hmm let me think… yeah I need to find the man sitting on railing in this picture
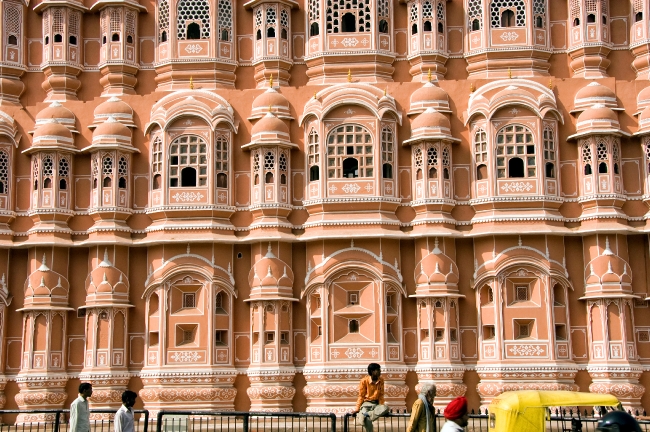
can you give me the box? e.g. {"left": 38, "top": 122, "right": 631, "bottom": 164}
{"left": 407, "top": 384, "right": 436, "bottom": 432}
{"left": 353, "top": 363, "right": 389, "bottom": 432}
{"left": 114, "top": 391, "right": 138, "bottom": 432}
{"left": 440, "top": 397, "right": 469, "bottom": 432}
{"left": 70, "top": 383, "right": 93, "bottom": 432}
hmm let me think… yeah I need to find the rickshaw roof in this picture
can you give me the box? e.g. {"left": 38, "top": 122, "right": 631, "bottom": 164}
{"left": 489, "top": 391, "right": 619, "bottom": 412}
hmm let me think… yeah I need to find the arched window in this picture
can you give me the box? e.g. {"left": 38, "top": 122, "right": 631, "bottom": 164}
{"left": 7, "top": 35, "right": 17, "bottom": 46}
{"left": 491, "top": 0, "right": 525, "bottom": 28}
{"left": 118, "top": 156, "right": 127, "bottom": 189}
{"left": 152, "top": 137, "right": 163, "bottom": 190}
{"left": 215, "top": 134, "right": 228, "bottom": 189}
{"left": 169, "top": 135, "right": 208, "bottom": 187}
{"left": 533, "top": 0, "right": 546, "bottom": 28}
{"left": 474, "top": 128, "right": 488, "bottom": 179}
{"left": 279, "top": 152, "right": 287, "bottom": 185}
{"left": 280, "top": 9, "right": 289, "bottom": 39}
{"left": 597, "top": 141, "right": 608, "bottom": 174}
{"left": 69, "top": 10, "right": 80, "bottom": 46}
{"left": 378, "top": 0, "right": 389, "bottom": 33}
{"left": 381, "top": 126, "right": 394, "bottom": 179}
{"left": 442, "top": 147, "right": 450, "bottom": 179}
{"left": 158, "top": 0, "right": 170, "bottom": 42}
{"left": 379, "top": 20, "right": 388, "bottom": 33}
{"left": 102, "top": 156, "right": 113, "bottom": 188}
{"left": 436, "top": 1, "right": 445, "bottom": 33}
{"left": 177, "top": 0, "right": 210, "bottom": 40}
{"left": 349, "top": 319, "right": 359, "bottom": 333}
{"left": 217, "top": 0, "right": 233, "bottom": 42}
{"left": 410, "top": 3, "right": 418, "bottom": 34}
{"left": 496, "top": 125, "right": 535, "bottom": 178}
{"left": 5, "top": 5, "right": 20, "bottom": 48}
{"left": 264, "top": 151, "right": 275, "bottom": 184}
{"left": 582, "top": 142, "right": 593, "bottom": 175}
{"left": 308, "top": 129, "right": 320, "bottom": 181}
{"left": 266, "top": 7, "right": 276, "bottom": 38}
{"left": 327, "top": 125, "right": 373, "bottom": 179}
{"left": 33, "top": 159, "right": 39, "bottom": 190}
{"left": 58, "top": 157, "right": 69, "bottom": 190}
{"left": 54, "top": 34, "right": 62, "bottom": 43}
{"left": 570, "top": 0, "right": 580, "bottom": 27}
{"left": 637, "top": 12, "right": 643, "bottom": 22}
{"left": 0, "top": 151, "right": 9, "bottom": 195}
{"left": 126, "top": 11, "right": 136, "bottom": 45}
{"left": 309, "top": 0, "right": 320, "bottom": 36}
{"left": 326, "top": 0, "right": 371, "bottom": 34}
{"left": 427, "top": 145, "right": 438, "bottom": 179}
{"left": 52, "top": 9, "right": 63, "bottom": 44}
{"left": 613, "top": 141, "right": 620, "bottom": 175}
{"left": 256, "top": 29, "right": 262, "bottom": 40}
{"left": 543, "top": 126, "right": 556, "bottom": 178}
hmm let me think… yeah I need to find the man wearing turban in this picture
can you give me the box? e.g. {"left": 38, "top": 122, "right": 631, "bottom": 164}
{"left": 441, "top": 396, "right": 469, "bottom": 432}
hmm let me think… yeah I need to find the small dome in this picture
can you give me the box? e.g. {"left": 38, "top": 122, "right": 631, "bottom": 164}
{"left": 86, "top": 250, "right": 130, "bottom": 304}
{"left": 412, "top": 107, "right": 451, "bottom": 130}
{"left": 414, "top": 240, "right": 459, "bottom": 293}
{"left": 638, "top": 86, "right": 650, "bottom": 113}
{"left": 250, "top": 87, "right": 293, "bottom": 120}
{"left": 32, "top": 119, "right": 74, "bottom": 147}
{"left": 93, "top": 116, "right": 132, "bottom": 139}
{"left": 577, "top": 104, "right": 618, "bottom": 123}
{"left": 23, "top": 255, "right": 70, "bottom": 309}
{"left": 637, "top": 106, "right": 650, "bottom": 136}
{"left": 251, "top": 111, "right": 290, "bottom": 136}
{"left": 92, "top": 97, "right": 136, "bottom": 128}
{"left": 248, "top": 244, "right": 294, "bottom": 299}
{"left": 570, "top": 104, "right": 622, "bottom": 140}
{"left": 34, "top": 101, "right": 77, "bottom": 132}
{"left": 409, "top": 81, "right": 451, "bottom": 114}
{"left": 573, "top": 81, "right": 618, "bottom": 112}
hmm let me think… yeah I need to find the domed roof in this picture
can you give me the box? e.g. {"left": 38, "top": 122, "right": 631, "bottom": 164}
{"left": 638, "top": 85, "right": 650, "bottom": 113}
{"left": 414, "top": 239, "right": 460, "bottom": 296}
{"left": 404, "top": 107, "right": 458, "bottom": 145}
{"left": 249, "top": 87, "right": 293, "bottom": 120}
{"left": 34, "top": 101, "right": 77, "bottom": 132}
{"left": 30, "top": 119, "right": 76, "bottom": 151}
{"left": 635, "top": 106, "right": 650, "bottom": 136}
{"left": 85, "top": 249, "right": 130, "bottom": 306}
{"left": 573, "top": 81, "right": 618, "bottom": 113}
{"left": 252, "top": 111, "right": 289, "bottom": 136}
{"left": 248, "top": 244, "right": 294, "bottom": 300}
{"left": 91, "top": 97, "right": 136, "bottom": 129}
{"left": 583, "top": 238, "right": 633, "bottom": 298}
{"left": 569, "top": 104, "right": 626, "bottom": 140}
{"left": 23, "top": 254, "right": 70, "bottom": 309}
{"left": 93, "top": 116, "right": 132, "bottom": 139}
{"left": 409, "top": 80, "right": 451, "bottom": 115}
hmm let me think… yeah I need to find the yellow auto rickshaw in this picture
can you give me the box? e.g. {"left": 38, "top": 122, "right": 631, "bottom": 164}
{"left": 487, "top": 390, "right": 621, "bottom": 432}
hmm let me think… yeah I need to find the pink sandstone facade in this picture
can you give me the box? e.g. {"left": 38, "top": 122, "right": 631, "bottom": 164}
{"left": 2, "top": 0, "right": 650, "bottom": 419}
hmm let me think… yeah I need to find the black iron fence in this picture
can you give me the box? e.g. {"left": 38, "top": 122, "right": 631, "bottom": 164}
{"left": 156, "top": 411, "right": 337, "bottom": 432}
{"left": 0, "top": 410, "right": 149, "bottom": 432}
{"left": 342, "top": 409, "right": 488, "bottom": 432}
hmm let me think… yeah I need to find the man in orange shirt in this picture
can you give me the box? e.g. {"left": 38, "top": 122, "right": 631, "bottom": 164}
{"left": 353, "top": 363, "right": 389, "bottom": 432}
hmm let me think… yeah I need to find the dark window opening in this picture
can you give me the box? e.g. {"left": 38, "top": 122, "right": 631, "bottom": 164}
{"left": 602, "top": 15, "right": 607, "bottom": 24}
{"left": 59, "top": 179, "right": 67, "bottom": 190}
{"left": 267, "top": 27, "right": 276, "bottom": 37}
{"left": 443, "top": 168, "right": 450, "bottom": 179}
{"left": 545, "top": 162, "right": 555, "bottom": 178}
{"left": 112, "top": 33, "right": 120, "bottom": 42}
{"left": 256, "top": 29, "right": 262, "bottom": 40}
{"left": 45, "top": 36, "right": 49, "bottom": 45}
{"left": 103, "top": 177, "right": 112, "bottom": 188}
{"left": 587, "top": 14, "right": 596, "bottom": 23}
{"left": 416, "top": 168, "right": 423, "bottom": 180}
{"left": 102, "top": 35, "right": 107, "bottom": 44}
{"left": 187, "top": 23, "right": 201, "bottom": 40}
{"left": 508, "top": 157, "right": 525, "bottom": 178}
{"left": 636, "top": 12, "right": 643, "bottom": 22}
{"left": 349, "top": 319, "right": 359, "bottom": 333}
{"left": 217, "top": 173, "right": 227, "bottom": 188}
{"left": 310, "top": 22, "right": 319, "bottom": 36}
{"left": 153, "top": 174, "right": 161, "bottom": 189}
{"left": 0, "top": 182, "right": 5, "bottom": 194}
{"left": 69, "top": 35, "right": 77, "bottom": 45}
{"left": 472, "top": 19, "right": 480, "bottom": 31}
{"left": 342, "top": 13, "right": 356, "bottom": 32}
{"left": 584, "top": 164, "right": 592, "bottom": 175}
{"left": 221, "top": 29, "right": 229, "bottom": 41}
{"left": 44, "top": 178, "right": 52, "bottom": 188}
{"left": 281, "top": 173, "right": 287, "bottom": 185}
{"left": 429, "top": 167, "right": 438, "bottom": 179}
{"left": 93, "top": 178, "right": 98, "bottom": 189}
{"left": 281, "top": 28, "right": 287, "bottom": 39}
{"left": 54, "top": 34, "right": 62, "bottom": 43}
{"left": 501, "top": 9, "right": 515, "bottom": 27}
{"left": 310, "top": 165, "right": 319, "bottom": 181}
{"left": 254, "top": 174, "right": 260, "bottom": 185}
{"left": 170, "top": 177, "right": 179, "bottom": 187}
{"left": 411, "top": 23, "right": 418, "bottom": 34}
{"left": 119, "top": 177, "right": 126, "bottom": 189}
{"left": 438, "top": 22, "right": 443, "bottom": 33}
{"left": 343, "top": 157, "right": 358, "bottom": 178}
{"left": 424, "top": 20, "right": 432, "bottom": 31}
{"left": 8, "top": 35, "right": 17, "bottom": 45}
{"left": 573, "top": 17, "right": 580, "bottom": 26}
{"left": 614, "top": 163, "right": 619, "bottom": 174}
{"left": 598, "top": 162, "right": 608, "bottom": 174}
{"left": 476, "top": 164, "right": 487, "bottom": 180}
{"left": 265, "top": 172, "right": 274, "bottom": 183}
{"left": 383, "top": 163, "right": 393, "bottom": 179}
{"left": 535, "top": 15, "right": 543, "bottom": 28}
{"left": 180, "top": 167, "right": 196, "bottom": 187}
{"left": 161, "top": 31, "right": 167, "bottom": 42}
{"left": 127, "top": 35, "right": 133, "bottom": 44}
{"left": 33, "top": 180, "right": 38, "bottom": 190}
{"left": 379, "top": 19, "right": 388, "bottom": 33}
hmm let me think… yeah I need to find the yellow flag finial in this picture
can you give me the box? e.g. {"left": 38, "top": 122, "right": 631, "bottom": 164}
{"left": 347, "top": 69, "right": 352, "bottom": 83}
{"left": 269, "top": 74, "right": 273, "bottom": 88}
{"left": 189, "top": 76, "right": 194, "bottom": 90}
{"left": 470, "top": 82, "right": 475, "bottom": 93}
{"left": 269, "top": 104, "right": 273, "bottom": 113}
{"left": 508, "top": 68, "right": 512, "bottom": 79}
{"left": 313, "top": 91, "right": 317, "bottom": 100}
{"left": 427, "top": 68, "right": 432, "bottom": 83}
{"left": 384, "top": 87, "right": 387, "bottom": 96}
{"left": 548, "top": 78, "right": 553, "bottom": 90}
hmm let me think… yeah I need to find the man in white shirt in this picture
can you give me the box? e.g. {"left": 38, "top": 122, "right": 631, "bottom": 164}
{"left": 114, "top": 390, "right": 138, "bottom": 432}
{"left": 440, "top": 396, "right": 469, "bottom": 432}
{"left": 70, "top": 383, "right": 93, "bottom": 432}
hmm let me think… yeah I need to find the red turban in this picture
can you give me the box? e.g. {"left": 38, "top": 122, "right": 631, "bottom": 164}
{"left": 444, "top": 396, "right": 468, "bottom": 420}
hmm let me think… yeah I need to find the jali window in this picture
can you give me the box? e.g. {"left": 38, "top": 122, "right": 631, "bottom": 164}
{"left": 381, "top": 126, "right": 394, "bottom": 179}
{"left": 326, "top": 0, "right": 371, "bottom": 34}
{"left": 543, "top": 126, "right": 555, "bottom": 178}
{"left": 496, "top": 125, "right": 535, "bottom": 179}
{"left": 177, "top": 0, "right": 210, "bottom": 40}
{"left": 0, "top": 150, "right": 8, "bottom": 194}
{"left": 215, "top": 134, "right": 228, "bottom": 189}
{"left": 169, "top": 135, "right": 208, "bottom": 187}
{"left": 327, "top": 125, "right": 373, "bottom": 179}
{"left": 308, "top": 129, "right": 320, "bottom": 181}
{"left": 474, "top": 128, "right": 488, "bottom": 180}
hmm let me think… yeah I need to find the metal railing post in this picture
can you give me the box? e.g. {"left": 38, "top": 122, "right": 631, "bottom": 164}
{"left": 53, "top": 410, "right": 62, "bottom": 432}
{"left": 242, "top": 413, "right": 248, "bottom": 432}
{"left": 143, "top": 410, "right": 149, "bottom": 432}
